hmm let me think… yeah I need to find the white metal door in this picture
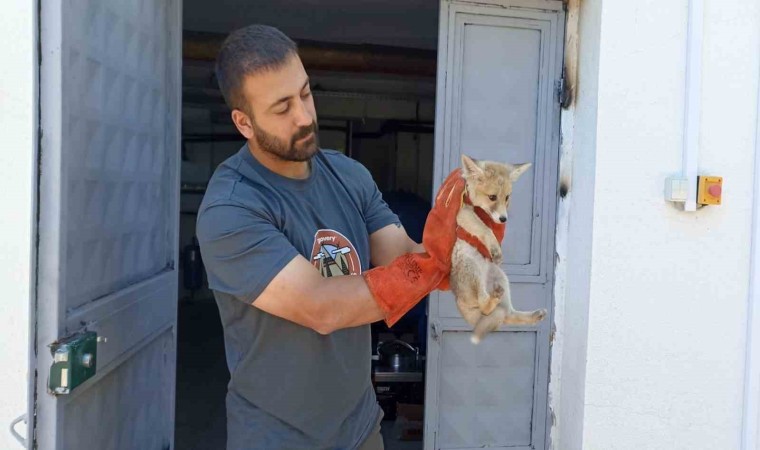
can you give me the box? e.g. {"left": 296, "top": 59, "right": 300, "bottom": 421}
{"left": 425, "top": 1, "right": 564, "bottom": 449}
{"left": 33, "top": 0, "right": 182, "bottom": 448}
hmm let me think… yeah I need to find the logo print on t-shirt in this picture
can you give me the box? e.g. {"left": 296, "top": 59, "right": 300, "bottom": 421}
{"left": 310, "top": 229, "right": 361, "bottom": 277}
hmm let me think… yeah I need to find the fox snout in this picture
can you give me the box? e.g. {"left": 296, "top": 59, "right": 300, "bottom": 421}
{"left": 489, "top": 208, "right": 508, "bottom": 224}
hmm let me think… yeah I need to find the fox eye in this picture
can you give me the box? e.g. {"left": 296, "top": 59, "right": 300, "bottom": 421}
{"left": 505, "top": 195, "right": 510, "bottom": 201}
{"left": 488, "top": 195, "right": 497, "bottom": 201}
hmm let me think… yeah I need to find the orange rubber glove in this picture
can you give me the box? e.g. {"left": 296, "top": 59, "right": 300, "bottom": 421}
{"left": 363, "top": 169, "right": 467, "bottom": 327}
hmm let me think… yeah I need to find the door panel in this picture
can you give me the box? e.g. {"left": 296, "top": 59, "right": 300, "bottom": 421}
{"left": 438, "top": 331, "right": 537, "bottom": 448}
{"left": 35, "top": 0, "right": 181, "bottom": 448}
{"left": 62, "top": 329, "right": 175, "bottom": 450}
{"left": 460, "top": 19, "right": 543, "bottom": 269}
{"left": 63, "top": 272, "right": 177, "bottom": 371}
{"left": 426, "top": 2, "right": 564, "bottom": 449}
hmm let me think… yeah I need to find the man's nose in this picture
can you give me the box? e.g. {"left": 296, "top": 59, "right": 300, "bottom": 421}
{"left": 293, "top": 98, "right": 312, "bottom": 128}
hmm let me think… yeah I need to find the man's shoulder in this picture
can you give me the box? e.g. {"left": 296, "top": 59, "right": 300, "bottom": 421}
{"left": 199, "top": 153, "right": 243, "bottom": 207}
{"left": 319, "top": 148, "right": 353, "bottom": 165}
{"left": 317, "top": 149, "right": 372, "bottom": 182}
{"left": 197, "top": 152, "right": 271, "bottom": 222}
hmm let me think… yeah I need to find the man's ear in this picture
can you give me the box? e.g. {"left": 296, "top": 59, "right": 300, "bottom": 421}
{"left": 509, "top": 162, "right": 532, "bottom": 182}
{"left": 461, "top": 154, "right": 484, "bottom": 179}
{"left": 231, "top": 109, "right": 254, "bottom": 140}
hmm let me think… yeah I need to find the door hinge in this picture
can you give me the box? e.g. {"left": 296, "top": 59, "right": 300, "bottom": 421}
{"left": 556, "top": 70, "right": 571, "bottom": 108}
{"left": 430, "top": 321, "right": 441, "bottom": 341}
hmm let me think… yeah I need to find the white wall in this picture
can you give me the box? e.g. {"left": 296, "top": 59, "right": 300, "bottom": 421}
{"left": 562, "top": 0, "right": 760, "bottom": 448}
{"left": 0, "top": 1, "right": 36, "bottom": 448}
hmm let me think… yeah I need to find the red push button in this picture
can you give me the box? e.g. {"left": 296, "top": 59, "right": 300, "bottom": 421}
{"left": 698, "top": 176, "right": 723, "bottom": 206}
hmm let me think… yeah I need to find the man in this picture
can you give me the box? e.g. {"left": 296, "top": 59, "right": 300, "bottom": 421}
{"left": 196, "top": 24, "right": 457, "bottom": 449}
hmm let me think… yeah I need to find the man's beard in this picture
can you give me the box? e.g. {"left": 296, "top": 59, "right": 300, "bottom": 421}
{"left": 251, "top": 118, "right": 319, "bottom": 162}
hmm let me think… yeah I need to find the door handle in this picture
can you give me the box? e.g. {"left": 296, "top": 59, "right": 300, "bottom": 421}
{"left": 48, "top": 331, "right": 104, "bottom": 395}
{"left": 9, "top": 413, "right": 26, "bottom": 448}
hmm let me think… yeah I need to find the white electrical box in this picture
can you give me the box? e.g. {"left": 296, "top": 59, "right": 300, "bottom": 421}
{"left": 665, "top": 177, "right": 689, "bottom": 202}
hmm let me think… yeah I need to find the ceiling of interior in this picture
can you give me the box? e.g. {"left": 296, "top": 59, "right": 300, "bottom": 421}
{"left": 183, "top": 0, "right": 440, "bottom": 50}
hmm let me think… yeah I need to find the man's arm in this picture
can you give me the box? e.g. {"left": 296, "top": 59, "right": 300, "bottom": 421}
{"left": 369, "top": 223, "right": 425, "bottom": 267}
{"left": 252, "top": 255, "right": 385, "bottom": 335}
{"left": 197, "top": 201, "right": 387, "bottom": 335}
{"left": 254, "top": 223, "right": 425, "bottom": 334}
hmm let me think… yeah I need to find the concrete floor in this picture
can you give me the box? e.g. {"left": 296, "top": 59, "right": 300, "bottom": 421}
{"left": 380, "top": 422, "right": 423, "bottom": 450}
{"left": 174, "top": 300, "right": 423, "bottom": 450}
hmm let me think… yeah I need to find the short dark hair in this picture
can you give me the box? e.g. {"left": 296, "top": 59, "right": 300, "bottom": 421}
{"left": 215, "top": 24, "right": 298, "bottom": 112}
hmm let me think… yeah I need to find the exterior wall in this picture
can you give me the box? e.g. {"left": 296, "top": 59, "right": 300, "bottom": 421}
{"left": 0, "top": 1, "right": 36, "bottom": 448}
{"left": 557, "top": 0, "right": 760, "bottom": 448}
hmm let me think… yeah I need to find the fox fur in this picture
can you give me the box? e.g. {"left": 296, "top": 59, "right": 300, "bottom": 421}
{"left": 450, "top": 155, "right": 548, "bottom": 344}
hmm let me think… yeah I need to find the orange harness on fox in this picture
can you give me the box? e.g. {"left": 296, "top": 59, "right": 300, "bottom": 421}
{"left": 455, "top": 191, "right": 506, "bottom": 262}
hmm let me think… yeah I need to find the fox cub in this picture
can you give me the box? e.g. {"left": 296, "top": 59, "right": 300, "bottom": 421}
{"left": 450, "top": 155, "right": 548, "bottom": 344}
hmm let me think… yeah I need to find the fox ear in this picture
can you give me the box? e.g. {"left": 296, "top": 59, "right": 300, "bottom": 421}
{"left": 509, "top": 163, "right": 532, "bottom": 182}
{"left": 461, "top": 154, "right": 484, "bottom": 178}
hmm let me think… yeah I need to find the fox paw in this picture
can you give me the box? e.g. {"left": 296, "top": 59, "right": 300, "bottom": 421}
{"left": 481, "top": 296, "right": 501, "bottom": 315}
{"left": 490, "top": 246, "right": 503, "bottom": 264}
{"left": 533, "top": 309, "right": 548, "bottom": 321}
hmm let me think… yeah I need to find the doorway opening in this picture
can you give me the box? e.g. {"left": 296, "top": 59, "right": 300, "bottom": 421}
{"left": 176, "top": 2, "right": 439, "bottom": 448}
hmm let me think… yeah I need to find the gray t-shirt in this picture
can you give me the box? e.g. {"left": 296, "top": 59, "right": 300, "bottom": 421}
{"left": 196, "top": 145, "right": 400, "bottom": 449}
